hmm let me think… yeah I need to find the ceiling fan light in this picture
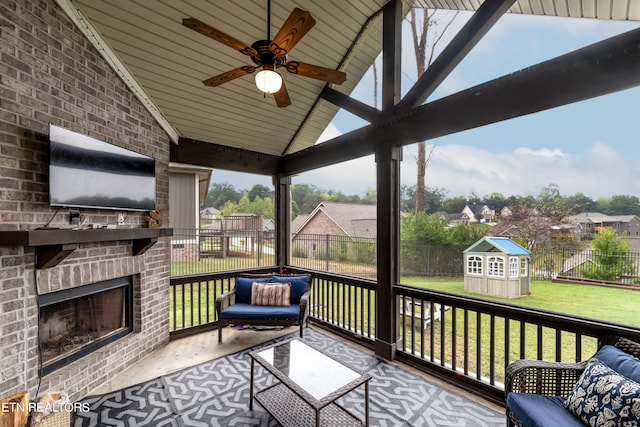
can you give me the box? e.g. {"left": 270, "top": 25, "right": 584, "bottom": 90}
{"left": 255, "top": 69, "right": 282, "bottom": 94}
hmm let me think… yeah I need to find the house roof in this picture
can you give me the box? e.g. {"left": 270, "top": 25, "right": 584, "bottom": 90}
{"left": 564, "top": 212, "right": 639, "bottom": 224}
{"left": 291, "top": 214, "right": 309, "bottom": 234}
{"left": 464, "top": 236, "right": 530, "bottom": 255}
{"left": 297, "top": 202, "right": 377, "bottom": 237}
{"left": 57, "top": 0, "right": 640, "bottom": 164}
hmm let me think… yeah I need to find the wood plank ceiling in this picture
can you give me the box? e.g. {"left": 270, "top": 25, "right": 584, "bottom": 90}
{"left": 62, "top": 0, "right": 640, "bottom": 163}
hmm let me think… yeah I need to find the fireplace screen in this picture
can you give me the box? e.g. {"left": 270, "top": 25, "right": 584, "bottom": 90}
{"left": 39, "top": 277, "right": 132, "bottom": 374}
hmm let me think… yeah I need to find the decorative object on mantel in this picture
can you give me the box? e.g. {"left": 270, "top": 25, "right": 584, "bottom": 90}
{"left": 148, "top": 208, "right": 163, "bottom": 229}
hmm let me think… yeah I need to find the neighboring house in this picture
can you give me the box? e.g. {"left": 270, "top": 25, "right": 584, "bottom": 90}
{"left": 291, "top": 202, "right": 377, "bottom": 259}
{"left": 562, "top": 212, "right": 640, "bottom": 237}
{"left": 169, "top": 164, "right": 212, "bottom": 261}
{"left": 462, "top": 204, "right": 495, "bottom": 223}
{"left": 292, "top": 202, "right": 377, "bottom": 238}
{"left": 169, "top": 163, "right": 212, "bottom": 231}
{"left": 200, "top": 207, "right": 222, "bottom": 228}
{"left": 200, "top": 206, "right": 220, "bottom": 218}
{"left": 291, "top": 214, "right": 309, "bottom": 236}
{"left": 433, "top": 211, "right": 470, "bottom": 226}
{"left": 263, "top": 218, "right": 275, "bottom": 239}
{"left": 500, "top": 205, "right": 540, "bottom": 219}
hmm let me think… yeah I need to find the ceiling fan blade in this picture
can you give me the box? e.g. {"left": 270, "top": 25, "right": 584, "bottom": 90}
{"left": 273, "top": 80, "right": 291, "bottom": 107}
{"left": 203, "top": 66, "right": 256, "bottom": 87}
{"left": 183, "top": 18, "right": 258, "bottom": 57}
{"left": 285, "top": 61, "right": 346, "bottom": 85}
{"left": 270, "top": 8, "right": 316, "bottom": 57}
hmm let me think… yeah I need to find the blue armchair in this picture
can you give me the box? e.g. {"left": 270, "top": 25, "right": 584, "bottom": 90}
{"left": 215, "top": 273, "right": 312, "bottom": 343}
{"left": 505, "top": 335, "right": 640, "bottom": 427}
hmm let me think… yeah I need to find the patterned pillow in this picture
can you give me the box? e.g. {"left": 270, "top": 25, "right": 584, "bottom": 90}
{"left": 251, "top": 282, "right": 291, "bottom": 306}
{"left": 564, "top": 358, "right": 640, "bottom": 426}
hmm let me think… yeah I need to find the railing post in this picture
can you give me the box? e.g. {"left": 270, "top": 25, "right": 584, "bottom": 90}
{"left": 325, "top": 234, "right": 330, "bottom": 271}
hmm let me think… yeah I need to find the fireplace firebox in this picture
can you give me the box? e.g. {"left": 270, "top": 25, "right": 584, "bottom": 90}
{"left": 38, "top": 276, "right": 133, "bottom": 375}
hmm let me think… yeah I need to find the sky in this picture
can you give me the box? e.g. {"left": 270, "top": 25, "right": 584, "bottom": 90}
{"left": 211, "top": 11, "right": 640, "bottom": 201}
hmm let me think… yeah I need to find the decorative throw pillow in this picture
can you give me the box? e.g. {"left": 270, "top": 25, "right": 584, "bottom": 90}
{"left": 251, "top": 282, "right": 291, "bottom": 306}
{"left": 564, "top": 358, "right": 640, "bottom": 426}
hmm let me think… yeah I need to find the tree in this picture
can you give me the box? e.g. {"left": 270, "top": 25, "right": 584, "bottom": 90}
{"left": 205, "top": 182, "right": 240, "bottom": 208}
{"left": 362, "top": 189, "right": 377, "bottom": 205}
{"left": 609, "top": 195, "right": 640, "bottom": 216}
{"left": 400, "top": 212, "right": 486, "bottom": 246}
{"left": 537, "top": 183, "right": 562, "bottom": 205}
{"left": 248, "top": 184, "right": 272, "bottom": 202}
{"left": 441, "top": 196, "right": 468, "bottom": 214}
{"left": 565, "top": 192, "right": 595, "bottom": 214}
{"left": 578, "top": 227, "right": 635, "bottom": 281}
{"left": 291, "top": 184, "right": 324, "bottom": 214}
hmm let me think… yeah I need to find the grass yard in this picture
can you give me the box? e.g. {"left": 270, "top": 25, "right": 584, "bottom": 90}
{"left": 402, "top": 277, "right": 640, "bottom": 327}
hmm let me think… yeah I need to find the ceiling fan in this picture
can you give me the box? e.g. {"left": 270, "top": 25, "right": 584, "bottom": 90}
{"left": 182, "top": 1, "right": 346, "bottom": 107}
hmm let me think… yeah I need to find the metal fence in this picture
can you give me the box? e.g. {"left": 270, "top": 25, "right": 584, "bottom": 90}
{"left": 170, "top": 229, "right": 640, "bottom": 283}
{"left": 170, "top": 228, "right": 275, "bottom": 276}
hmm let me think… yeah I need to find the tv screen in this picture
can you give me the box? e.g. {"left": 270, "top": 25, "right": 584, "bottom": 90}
{"left": 49, "top": 124, "right": 156, "bottom": 211}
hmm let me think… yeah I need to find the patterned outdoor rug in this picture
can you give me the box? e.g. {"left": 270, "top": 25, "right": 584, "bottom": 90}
{"left": 73, "top": 329, "right": 506, "bottom": 426}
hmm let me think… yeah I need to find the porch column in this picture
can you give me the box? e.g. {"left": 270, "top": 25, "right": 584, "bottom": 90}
{"left": 375, "top": 146, "right": 402, "bottom": 359}
{"left": 374, "top": 0, "right": 402, "bottom": 360}
{"left": 273, "top": 175, "right": 292, "bottom": 269}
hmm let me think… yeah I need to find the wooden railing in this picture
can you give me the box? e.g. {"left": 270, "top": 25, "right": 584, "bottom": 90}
{"left": 168, "top": 268, "right": 640, "bottom": 405}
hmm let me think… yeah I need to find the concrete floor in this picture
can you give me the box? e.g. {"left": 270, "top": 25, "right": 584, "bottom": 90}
{"left": 90, "top": 325, "right": 504, "bottom": 415}
{"left": 92, "top": 325, "right": 296, "bottom": 394}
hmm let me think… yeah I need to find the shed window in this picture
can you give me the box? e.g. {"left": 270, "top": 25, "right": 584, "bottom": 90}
{"left": 487, "top": 256, "right": 504, "bottom": 277}
{"left": 509, "top": 257, "right": 519, "bottom": 278}
{"left": 467, "top": 255, "right": 483, "bottom": 275}
{"left": 520, "top": 258, "right": 528, "bottom": 277}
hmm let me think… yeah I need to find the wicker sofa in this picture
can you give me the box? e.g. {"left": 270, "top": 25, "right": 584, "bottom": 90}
{"left": 505, "top": 335, "right": 640, "bottom": 427}
{"left": 215, "top": 273, "right": 312, "bottom": 343}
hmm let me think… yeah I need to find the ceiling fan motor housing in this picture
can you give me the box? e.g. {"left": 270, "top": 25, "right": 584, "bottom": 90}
{"left": 251, "top": 40, "right": 287, "bottom": 67}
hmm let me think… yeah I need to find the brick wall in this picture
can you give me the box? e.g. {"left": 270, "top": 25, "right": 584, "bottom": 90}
{"left": 0, "top": 0, "right": 171, "bottom": 401}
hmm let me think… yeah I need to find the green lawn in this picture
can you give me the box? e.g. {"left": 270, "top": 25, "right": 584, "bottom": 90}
{"left": 402, "top": 277, "right": 640, "bottom": 327}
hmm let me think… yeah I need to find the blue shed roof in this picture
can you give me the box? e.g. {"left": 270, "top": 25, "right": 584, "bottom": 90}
{"left": 463, "top": 236, "right": 530, "bottom": 255}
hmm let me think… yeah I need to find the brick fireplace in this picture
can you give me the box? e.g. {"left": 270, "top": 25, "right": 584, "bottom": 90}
{"left": 1, "top": 0, "right": 171, "bottom": 404}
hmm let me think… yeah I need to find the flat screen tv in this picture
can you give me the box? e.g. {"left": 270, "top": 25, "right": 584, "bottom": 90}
{"left": 49, "top": 124, "right": 156, "bottom": 211}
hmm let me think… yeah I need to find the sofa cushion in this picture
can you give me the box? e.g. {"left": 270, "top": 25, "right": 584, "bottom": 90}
{"left": 272, "top": 275, "right": 309, "bottom": 304}
{"left": 251, "top": 282, "right": 291, "bottom": 306}
{"left": 235, "top": 277, "right": 271, "bottom": 304}
{"left": 593, "top": 344, "right": 640, "bottom": 383}
{"left": 563, "top": 358, "right": 640, "bottom": 426}
{"left": 507, "top": 394, "right": 584, "bottom": 427}
{"left": 220, "top": 303, "right": 301, "bottom": 320}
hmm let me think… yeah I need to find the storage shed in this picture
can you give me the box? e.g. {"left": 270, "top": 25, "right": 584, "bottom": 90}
{"left": 463, "top": 237, "right": 531, "bottom": 298}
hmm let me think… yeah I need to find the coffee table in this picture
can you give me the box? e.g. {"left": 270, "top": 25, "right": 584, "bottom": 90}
{"left": 249, "top": 338, "right": 371, "bottom": 427}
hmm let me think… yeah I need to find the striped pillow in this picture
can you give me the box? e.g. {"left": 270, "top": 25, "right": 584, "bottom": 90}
{"left": 251, "top": 282, "right": 291, "bottom": 306}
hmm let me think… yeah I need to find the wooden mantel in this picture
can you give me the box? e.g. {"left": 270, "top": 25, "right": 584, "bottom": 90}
{"left": 0, "top": 228, "right": 173, "bottom": 268}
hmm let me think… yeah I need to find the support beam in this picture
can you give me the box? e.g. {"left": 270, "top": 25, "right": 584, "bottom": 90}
{"left": 280, "top": 28, "right": 640, "bottom": 175}
{"left": 171, "top": 137, "right": 280, "bottom": 175}
{"left": 375, "top": 0, "right": 403, "bottom": 362}
{"left": 397, "top": 0, "right": 515, "bottom": 110}
{"left": 320, "top": 87, "right": 381, "bottom": 122}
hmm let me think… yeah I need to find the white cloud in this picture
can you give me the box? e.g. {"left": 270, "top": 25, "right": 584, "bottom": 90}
{"left": 514, "top": 147, "right": 567, "bottom": 159}
{"left": 411, "top": 142, "right": 640, "bottom": 199}
{"left": 212, "top": 141, "right": 640, "bottom": 201}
